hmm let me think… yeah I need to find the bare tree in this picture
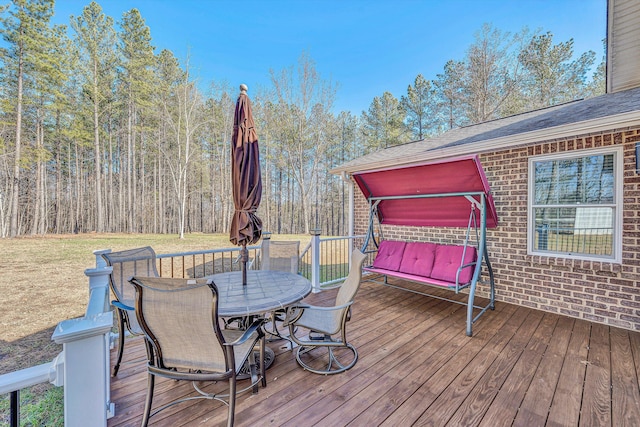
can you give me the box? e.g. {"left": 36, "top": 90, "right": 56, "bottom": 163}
{"left": 462, "top": 23, "right": 525, "bottom": 123}
{"left": 157, "top": 54, "right": 207, "bottom": 238}
{"left": 270, "top": 52, "right": 338, "bottom": 234}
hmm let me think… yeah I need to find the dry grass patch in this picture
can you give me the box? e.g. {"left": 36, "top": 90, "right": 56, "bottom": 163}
{"left": 0, "top": 233, "right": 305, "bottom": 374}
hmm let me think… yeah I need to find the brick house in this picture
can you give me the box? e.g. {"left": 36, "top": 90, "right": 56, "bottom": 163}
{"left": 332, "top": 0, "right": 640, "bottom": 331}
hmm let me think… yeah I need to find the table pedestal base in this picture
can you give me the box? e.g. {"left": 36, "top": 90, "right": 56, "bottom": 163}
{"left": 237, "top": 346, "right": 275, "bottom": 380}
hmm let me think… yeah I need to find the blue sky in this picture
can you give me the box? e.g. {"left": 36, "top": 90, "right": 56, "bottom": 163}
{"left": 52, "top": 0, "right": 607, "bottom": 115}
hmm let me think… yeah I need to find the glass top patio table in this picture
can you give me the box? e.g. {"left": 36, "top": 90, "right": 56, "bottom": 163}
{"left": 207, "top": 270, "right": 312, "bottom": 318}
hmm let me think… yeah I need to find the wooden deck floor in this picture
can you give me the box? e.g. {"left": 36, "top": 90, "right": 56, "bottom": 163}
{"left": 107, "top": 277, "right": 640, "bottom": 427}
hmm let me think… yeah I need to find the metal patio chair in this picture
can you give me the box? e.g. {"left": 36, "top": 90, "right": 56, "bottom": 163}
{"left": 102, "top": 246, "right": 159, "bottom": 377}
{"left": 129, "top": 276, "right": 266, "bottom": 427}
{"left": 285, "top": 249, "right": 367, "bottom": 374}
{"left": 260, "top": 240, "right": 301, "bottom": 343}
{"left": 261, "top": 240, "right": 300, "bottom": 273}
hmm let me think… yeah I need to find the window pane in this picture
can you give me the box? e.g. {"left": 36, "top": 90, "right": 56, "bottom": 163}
{"left": 533, "top": 207, "right": 613, "bottom": 256}
{"left": 534, "top": 154, "right": 614, "bottom": 205}
{"left": 534, "top": 160, "right": 555, "bottom": 204}
{"left": 583, "top": 155, "right": 614, "bottom": 203}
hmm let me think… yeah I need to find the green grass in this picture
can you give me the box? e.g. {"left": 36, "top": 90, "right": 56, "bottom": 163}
{"left": 0, "top": 386, "right": 63, "bottom": 427}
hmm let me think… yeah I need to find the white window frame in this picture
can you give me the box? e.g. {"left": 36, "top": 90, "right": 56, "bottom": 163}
{"left": 527, "top": 146, "right": 623, "bottom": 263}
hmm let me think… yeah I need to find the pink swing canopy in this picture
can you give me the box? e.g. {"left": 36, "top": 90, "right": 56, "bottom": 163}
{"left": 353, "top": 155, "right": 498, "bottom": 228}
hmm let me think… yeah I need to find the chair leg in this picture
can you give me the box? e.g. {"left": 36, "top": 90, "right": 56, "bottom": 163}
{"left": 249, "top": 350, "right": 259, "bottom": 394}
{"left": 294, "top": 342, "right": 358, "bottom": 375}
{"left": 260, "top": 337, "right": 267, "bottom": 388}
{"left": 141, "top": 373, "right": 155, "bottom": 427}
{"left": 266, "top": 311, "right": 297, "bottom": 350}
{"left": 228, "top": 376, "right": 236, "bottom": 427}
{"left": 113, "top": 309, "right": 126, "bottom": 377}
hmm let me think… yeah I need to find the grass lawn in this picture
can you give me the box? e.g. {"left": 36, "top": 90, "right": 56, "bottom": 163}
{"left": 0, "top": 232, "right": 306, "bottom": 425}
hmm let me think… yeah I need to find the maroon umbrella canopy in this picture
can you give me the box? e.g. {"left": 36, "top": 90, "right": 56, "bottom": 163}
{"left": 229, "top": 84, "right": 262, "bottom": 248}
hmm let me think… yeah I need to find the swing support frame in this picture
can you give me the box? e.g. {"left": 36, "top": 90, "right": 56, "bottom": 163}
{"left": 354, "top": 156, "right": 497, "bottom": 336}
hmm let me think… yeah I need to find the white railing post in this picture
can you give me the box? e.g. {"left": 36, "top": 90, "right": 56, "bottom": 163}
{"left": 310, "top": 228, "right": 322, "bottom": 293}
{"left": 347, "top": 177, "right": 355, "bottom": 268}
{"left": 91, "top": 248, "right": 115, "bottom": 418}
{"left": 94, "top": 249, "right": 111, "bottom": 269}
{"left": 85, "top": 266, "right": 112, "bottom": 317}
{"left": 51, "top": 265, "right": 114, "bottom": 427}
{"left": 261, "top": 232, "right": 271, "bottom": 270}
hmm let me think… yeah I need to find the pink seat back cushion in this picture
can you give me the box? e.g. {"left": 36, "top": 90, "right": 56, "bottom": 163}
{"left": 430, "top": 245, "right": 477, "bottom": 284}
{"left": 372, "top": 241, "right": 406, "bottom": 272}
{"left": 398, "top": 242, "right": 437, "bottom": 277}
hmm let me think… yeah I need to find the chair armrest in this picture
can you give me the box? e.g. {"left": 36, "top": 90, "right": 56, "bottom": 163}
{"left": 223, "top": 318, "right": 265, "bottom": 347}
{"left": 286, "top": 303, "right": 312, "bottom": 311}
{"left": 112, "top": 300, "right": 134, "bottom": 311}
{"left": 282, "top": 303, "right": 311, "bottom": 325}
{"left": 283, "top": 301, "right": 354, "bottom": 326}
{"left": 296, "top": 301, "right": 353, "bottom": 312}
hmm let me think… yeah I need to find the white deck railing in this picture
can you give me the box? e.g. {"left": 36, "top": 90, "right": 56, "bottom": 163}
{"left": 0, "top": 232, "right": 359, "bottom": 426}
{"left": 0, "top": 250, "right": 115, "bottom": 427}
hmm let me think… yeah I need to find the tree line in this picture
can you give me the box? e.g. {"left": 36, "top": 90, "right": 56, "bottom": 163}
{"left": 0, "top": 0, "right": 605, "bottom": 238}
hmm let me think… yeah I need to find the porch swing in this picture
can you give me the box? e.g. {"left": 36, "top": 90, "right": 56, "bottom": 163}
{"left": 354, "top": 155, "right": 497, "bottom": 336}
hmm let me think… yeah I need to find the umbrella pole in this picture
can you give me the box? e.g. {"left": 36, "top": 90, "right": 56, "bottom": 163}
{"left": 241, "top": 244, "right": 248, "bottom": 286}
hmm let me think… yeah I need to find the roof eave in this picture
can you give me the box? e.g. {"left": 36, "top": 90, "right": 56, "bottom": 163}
{"left": 331, "top": 110, "right": 640, "bottom": 175}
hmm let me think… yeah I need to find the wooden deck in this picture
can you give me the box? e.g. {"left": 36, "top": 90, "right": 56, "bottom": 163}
{"left": 107, "top": 277, "right": 640, "bottom": 426}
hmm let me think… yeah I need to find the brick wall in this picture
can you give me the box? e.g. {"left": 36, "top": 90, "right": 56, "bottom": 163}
{"left": 353, "top": 126, "right": 640, "bottom": 331}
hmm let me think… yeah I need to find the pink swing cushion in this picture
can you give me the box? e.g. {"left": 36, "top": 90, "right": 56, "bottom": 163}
{"left": 365, "top": 240, "right": 477, "bottom": 288}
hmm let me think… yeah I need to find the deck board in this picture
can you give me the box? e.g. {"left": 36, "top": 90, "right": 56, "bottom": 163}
{"left": 378, "top": 302, "right": 518, "bottom": 426}
{"left": 610, "top": 327, "right": 640, "bottom": 426}
{"left": 230, "top": 282, "right": 457, "bottom": 426}
{"left": 581, "top": 323, "right": 612, "bottom": 427}
{"left": 512, "top": 315, "right": 575, "bottom": 426}
{"left": 478, "top": 311, "right": 559, "bottom": 427}
{"left": 546, "top": 319, "right": 591, "bottom": 427}
{"left": 314, "top": 304, "right": 468, "bottom": 426}
{"left": 292, "top": 302, "right": 469, "bottom": 426}
{"left": 444, "top": 306, "right": 543, "bottom": 427}
{"left": 107, "top": 279, "right": 640, "bottom": 427}
{"left": 412, "top": 303, "right": 526, "bottom": 426}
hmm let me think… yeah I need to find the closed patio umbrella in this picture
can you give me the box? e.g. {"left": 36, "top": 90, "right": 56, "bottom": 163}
{"left": 230, "top": 84, "right": 262, "bottom": 285}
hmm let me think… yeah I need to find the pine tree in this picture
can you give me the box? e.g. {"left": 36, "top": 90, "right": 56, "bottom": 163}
{"left": 362, "top": 91, "right": 407, "bottom": 151}
{"left": 518, "top": 32, "right": 596, "bottom": 108}
{"left": 434, "top": 60, "right": 467, "bottom": 130}
{"left": 71, "top": 1, "right": 118, "bottom": 232}
{"left": 401, "top": 74, "right": 437, "bottom": 140}
{"left": 0, "top": 0, "right": 56, "bottom": 236}
{"left": 118, "top": 8, "right": 155, "bottom": 232}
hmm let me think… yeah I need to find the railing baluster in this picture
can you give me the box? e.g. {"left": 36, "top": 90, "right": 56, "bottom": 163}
{"left": 10, "top": 390, "right": 18, "bottom": 427}
{"left": 156, "top": 237, "right": 362, "bottom": 288}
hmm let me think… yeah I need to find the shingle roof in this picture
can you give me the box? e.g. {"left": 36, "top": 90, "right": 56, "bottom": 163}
{"left": 334, "top": 86, "right": 640, "bottom": 174}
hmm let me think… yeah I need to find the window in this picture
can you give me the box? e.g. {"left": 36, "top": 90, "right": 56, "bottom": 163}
{"left": 528, "top": 147, "right": 622, "bottom": 262}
